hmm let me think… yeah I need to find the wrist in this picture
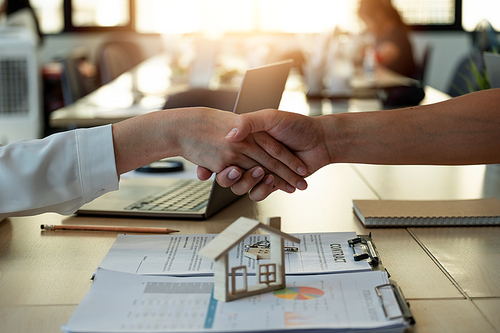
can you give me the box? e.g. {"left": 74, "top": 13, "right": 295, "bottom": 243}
{"left": 156, "top": 109, "right": 184, "bottom": 158}
{"left": 318, "top": 114, "right": 349, "bottom": 165}
{"left": 112, "top": 110, "right": 182, "bottom": 174}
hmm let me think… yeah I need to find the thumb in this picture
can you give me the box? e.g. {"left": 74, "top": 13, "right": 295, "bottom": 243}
{"left": 225, "top": 110, "right": 275, "bottom": 142}
{"left": 196, "top": 166, "right": 213, "bottom": 181}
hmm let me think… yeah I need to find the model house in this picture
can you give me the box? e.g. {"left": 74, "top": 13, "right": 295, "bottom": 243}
{"left": 198, "top": 216, "right": 301, "bottom": 302}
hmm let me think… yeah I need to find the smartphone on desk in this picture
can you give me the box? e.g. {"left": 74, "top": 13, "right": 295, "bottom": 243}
{"left": 136, "top": 159, "right": 184, "bottom": 173}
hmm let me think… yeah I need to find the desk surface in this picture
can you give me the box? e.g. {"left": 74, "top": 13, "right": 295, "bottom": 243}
{"left": 1, "top": 162, "right": 500, "bottom": 333}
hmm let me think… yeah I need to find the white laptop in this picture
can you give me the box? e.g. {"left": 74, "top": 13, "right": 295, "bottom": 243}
{"left": 77, "top": 59, "right": 294, "bottom": 219}
{"left": 484, "top": 52, "right": 500, "bottom": 89}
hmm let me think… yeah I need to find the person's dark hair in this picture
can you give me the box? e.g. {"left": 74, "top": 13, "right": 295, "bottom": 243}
{"left": 358, "top": 0, "right": 408, "bottom": 31}
{"left": 5, "top": 0, "right": 44, "bottom": 46}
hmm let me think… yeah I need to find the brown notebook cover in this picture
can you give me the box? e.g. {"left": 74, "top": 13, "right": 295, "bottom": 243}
{"left": 353, "top": 198, "right": 500, "bottom": 227}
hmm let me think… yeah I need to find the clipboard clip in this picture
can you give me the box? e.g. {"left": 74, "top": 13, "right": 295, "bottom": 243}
{"left": 375, "top": 283, "right": 415, "bottom": 325}
{"left": 347, "top": 236, "right": 379, "bottom": 266}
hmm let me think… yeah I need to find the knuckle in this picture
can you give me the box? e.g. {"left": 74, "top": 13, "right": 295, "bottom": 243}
{"left": 271, "top": 176, "right": 287, "bottom": 191}
{"left": 226, "top": 150, "right": 238, "bottom": 160}
{"left": 265, "top": 158, "right": 281, "bottom": 172}
{"left": 268, "top": 141, "right": 285, "bottom": 157}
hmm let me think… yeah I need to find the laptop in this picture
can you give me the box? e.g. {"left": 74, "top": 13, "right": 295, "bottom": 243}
{"left": 77, "top": 59, "right": 294, "bottom": 219}
{"left": 484, "top": 52, "right": 500, "bottom": 89}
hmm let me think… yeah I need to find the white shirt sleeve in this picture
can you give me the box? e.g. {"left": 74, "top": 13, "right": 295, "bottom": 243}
{"left": 0, "top": 125, "right": 119, "bottom": 218}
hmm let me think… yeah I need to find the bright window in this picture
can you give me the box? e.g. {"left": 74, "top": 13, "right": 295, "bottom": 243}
{"left": 28, "top": 0, "right": 470, "bottom": 34}
{"left": 72, "top": 0, "right": 129, "bottom": 28}
{"left": 136, "top": 0, "right": 457, "bottom": 34}
{"left": 393, "top": 0, "right": 455, "bottom": 25}
{"left": 462, "top": 0, "right": 500, "bottom": 31}
{"left": 135, "top": 0, "right": 256, "bottom": 35}
{"left": 135, "top": 0, "right": 360, "bottom": 34}
{"left": 31, "top": 0, "right": 64, "bottom": 34}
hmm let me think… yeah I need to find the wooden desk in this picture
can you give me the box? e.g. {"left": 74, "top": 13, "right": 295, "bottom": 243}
{"left": 1, "top": 163, "right": 499, "bottom": 332}
{"left": 352, "top": 163, "right": 500, "bottom": 332}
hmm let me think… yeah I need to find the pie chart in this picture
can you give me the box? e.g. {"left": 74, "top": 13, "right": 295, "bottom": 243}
{"left": 273, "top": 287, "right": 324, "bottom": 300}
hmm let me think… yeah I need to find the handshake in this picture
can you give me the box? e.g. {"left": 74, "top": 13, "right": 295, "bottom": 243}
{"left": 3, "top": 89, "right": 495, "bottom": 217}
{"left": 115, "top": 87, "right": 498, "bottom": 202}
{"left": 194, "top": 109, "right": 331, "bottom": 201}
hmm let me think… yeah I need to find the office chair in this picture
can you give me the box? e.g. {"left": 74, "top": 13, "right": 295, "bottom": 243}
{"left": 413, "top": 44, "right": 433, "bottom": 85}
{"left": 163, "top": 88, "right": 239, "bottom": 112}
{"left": 377, "top": 46, "right": 430, "bottom": 108}
{"left": 59, "top": 55, "right": 89, "bottom": 106}
{"left": 96, "top": 40, "right": 144, "bottom": 85}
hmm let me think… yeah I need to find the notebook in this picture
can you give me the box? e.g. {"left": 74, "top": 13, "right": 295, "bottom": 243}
{"left": 353, "top": 198, "right": 500, "bottom": 227}
{"left": 484, "top": 52, "right": 500, "bottom": 89}
{"left": 77, "top": 59, "right": 294, "bottom": 219}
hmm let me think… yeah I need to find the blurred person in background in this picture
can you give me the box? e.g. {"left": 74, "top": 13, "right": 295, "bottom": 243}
{"left": 357, "top": 0, "right": 415, "bottom": 78}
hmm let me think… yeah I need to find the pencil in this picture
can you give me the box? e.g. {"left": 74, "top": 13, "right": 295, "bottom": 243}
{"left": 40, "top": 224, "right": 179, "bottom": 234}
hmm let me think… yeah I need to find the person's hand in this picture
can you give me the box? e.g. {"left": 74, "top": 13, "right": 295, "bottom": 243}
{"left": 197, "top": 165, "right": 282, "bottom": 201}
{"left": 169, "top": 107, "right": 308, "bottom": 190}
{"left": 226, "top": 109, "right": 330, "bottom": 172}
{"left": 216, "top": 109, "right": 331, "bottom": 200}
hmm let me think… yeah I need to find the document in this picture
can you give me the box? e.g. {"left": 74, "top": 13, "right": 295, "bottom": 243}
{"left": 98, "top": 232, "right": 371, "bottom": 276}
{"left": 63, "top": 268, "right": 408, "bottom": 333}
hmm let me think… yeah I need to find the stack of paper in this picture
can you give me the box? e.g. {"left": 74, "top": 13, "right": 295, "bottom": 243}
{"left": 62, "top": 231, "right": 410, "bottom": 333}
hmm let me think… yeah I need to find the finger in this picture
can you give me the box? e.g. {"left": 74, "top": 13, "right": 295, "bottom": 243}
{"left": 267, "top": 174, "right": 296, "bottom": 194}
{"left": 247, "top": 175, "right": 280, "bottom": 201}
{"left": 196, "top": 166, "right": 214, "bottom": 181}
{"left": 240, "top": 139, "right": 308, "bottom": 191}
{"left": 225, "top": 110, "right": 277, "bottom": 142}
{"left": 253, "top": 132, "right": 308, "bottom": 176}
{"left": 227, "top": 166, "right": 266, "bottom": 195}
{"left": 234, "top": 172, "right": 294, "bottom": 201}
{"left": 215, "top": 166, "right": 246, "bottom": 188}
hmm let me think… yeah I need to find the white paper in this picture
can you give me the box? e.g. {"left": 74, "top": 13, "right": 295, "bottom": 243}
{"left": 63, "top": 268, "right": 408, "bottom": 333}
{"left": 98, "top": 232, "right": 371, "bottom": 276}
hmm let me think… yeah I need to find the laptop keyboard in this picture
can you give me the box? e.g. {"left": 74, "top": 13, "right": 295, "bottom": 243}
{"left": 125, "top": 180, "right": 212, "bottom": 212}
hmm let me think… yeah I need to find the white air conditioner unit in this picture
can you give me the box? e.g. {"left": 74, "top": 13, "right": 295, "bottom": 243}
{"left": 0, "top": 28, "right": 40, "bottom": 144}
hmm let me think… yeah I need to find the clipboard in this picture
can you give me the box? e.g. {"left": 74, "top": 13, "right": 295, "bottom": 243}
{"left": 348, "top": 233, "right": 415, "bottom": 325}
{"left": 65, "top": 231, "right": 415, "bottom": 332}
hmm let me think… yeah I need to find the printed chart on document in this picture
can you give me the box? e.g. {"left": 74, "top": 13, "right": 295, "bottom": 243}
{"left": 111, "top": 271, "right": 392, "bottom": 332}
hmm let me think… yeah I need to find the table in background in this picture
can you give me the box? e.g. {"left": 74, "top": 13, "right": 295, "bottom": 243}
{"left": 49, "top": 53, "right": 450, "bottom": 129}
